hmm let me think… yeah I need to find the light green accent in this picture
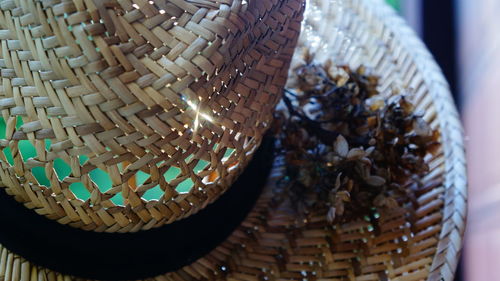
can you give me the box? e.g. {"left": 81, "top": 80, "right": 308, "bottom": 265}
{"left": 0, "top": 117, "right": 5, "bottom": 139}
{"left": 176, "top": 178, "right": 194, "bottom": 193}
{"left": 32, "top": 166, "right": 50, "bottom": 187}
{"left": 223, "top": 148, "right": 235, "bottom": 158}
{"left": 193, "top": 159, "right": 209, "bottom": 173}
{"left": 386, "top": 0, "right": 400, "bottom": 11}
{"left": 16, "top": 116, "right": 23, "bottom": 129}
{"left": 185, "top": 154, "right": 194, "bottom": 163}
{"left": 0, "top": 118, "right": 11, "bottom": 164}
{"left": 110, "top": 192, "right": 124, "bottom": 205}
{"left": 54, "top": 158, "right": 71, "bottom": 180}
{"left": 79, "top": 155, "right": 89, "bottom": 165}
{"left": 45, "top": 139, "right": 51, "bottom": 151}
{"left": 19, "top": 140, "right": 36, "bottom": 161}
{"left": 69, "top": 182, "right": 91, "bottom": 201}
{"left": 90, "top": 168, "right": 112, "bottom": 192}
{"left": 18, "top": 131, "right": 51, "bottom": 188}
{"left": 136, "top": 170, "right": 150, "bottom": 186}
{"left": 143, "top": 185, "right": 163, "bottom": 200}
{"left": 4, "top": 147, "right": 13, "bottom": 165}
{"left": 164, "top": 166, "right": 181, "bottom": 182}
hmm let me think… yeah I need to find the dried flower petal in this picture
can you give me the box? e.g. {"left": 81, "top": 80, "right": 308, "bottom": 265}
{"left": 327, "top": 207, "right": 336, "bottom": 223}
{"left": 335, "top": 173, "right": 342, "bottom": 190}
{"left": 413, "top": 117, "right": 432, "bottom": 137}
{"left": 334, "top": 135, "right": 349, "bottom": 157}
{"left": 337, "top": 190, "right": 351, "bottom": 202}
{"left": 366, "top": 175, "right": 386, "bottom": 186}
{"left": 347, "top": 148, "right": 366, "bottom": 160}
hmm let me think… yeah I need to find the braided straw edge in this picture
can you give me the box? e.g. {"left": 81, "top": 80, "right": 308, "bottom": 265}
{"left": 358, "top": 0, "right": 467, "bottom": 280}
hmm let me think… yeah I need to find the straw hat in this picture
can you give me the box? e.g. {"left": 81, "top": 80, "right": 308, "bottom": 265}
{"left": 0, "top": 0, "right": 304, "bottom": 232}
{"left": 0, "top": 0, "right": 466, "bottom": 280}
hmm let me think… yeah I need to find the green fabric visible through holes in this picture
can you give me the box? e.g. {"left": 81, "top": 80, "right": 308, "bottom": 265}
{"left": 386, "top": 0, "right": 401, "bottom": 11}
{"left": 0, "top": 116, "right": 206, "bottom": 204}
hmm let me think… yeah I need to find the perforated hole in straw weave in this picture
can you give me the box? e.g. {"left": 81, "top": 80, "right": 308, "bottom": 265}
{"left": 0, "top": 0, "right": 304, "bottom": 232}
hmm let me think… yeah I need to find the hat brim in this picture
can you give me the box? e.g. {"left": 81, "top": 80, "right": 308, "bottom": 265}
{"left": 0, "top": 0, "right": 466, "bottom": 280}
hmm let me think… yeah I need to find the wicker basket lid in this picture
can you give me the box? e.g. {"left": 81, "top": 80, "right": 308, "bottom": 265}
{"left": 0, "top": 0, "right": 304, "bottom": 231}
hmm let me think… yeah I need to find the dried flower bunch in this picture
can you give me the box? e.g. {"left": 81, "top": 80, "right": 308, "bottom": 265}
{"left": 272, "top": 54, "right": 440, "bottom": 224}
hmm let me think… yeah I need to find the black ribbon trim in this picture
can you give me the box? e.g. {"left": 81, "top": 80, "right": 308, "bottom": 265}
{"left": 0, "top": 138, "right": 275, "bottom": 280}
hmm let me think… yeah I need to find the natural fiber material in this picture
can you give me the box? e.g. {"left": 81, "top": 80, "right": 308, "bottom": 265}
{"left": 0, "top": 0, "right": 466, "bottom": 280}
{"left": 0, "top": 0, "right": 304, "bottom": 231}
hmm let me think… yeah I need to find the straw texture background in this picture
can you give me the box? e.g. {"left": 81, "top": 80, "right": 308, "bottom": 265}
{"left": 0, "top": 0, "right": 304, "bottom": 232}
{"left": 0, "top": 0, "right": 466, "bottom": 280}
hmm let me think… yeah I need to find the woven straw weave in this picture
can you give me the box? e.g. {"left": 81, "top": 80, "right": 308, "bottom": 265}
{"left": 0, "top": 0, "right": 466, "bottom": 280}
{"left": 0, "top": 0, "right": 304, "bottom": 231}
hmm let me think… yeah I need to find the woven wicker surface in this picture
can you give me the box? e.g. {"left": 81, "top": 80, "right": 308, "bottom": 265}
{"left": 0, "top": 0, "right": 304, "bottom": 231}
{"left": 0, "top": 0, "right": 466, "bottom": 280}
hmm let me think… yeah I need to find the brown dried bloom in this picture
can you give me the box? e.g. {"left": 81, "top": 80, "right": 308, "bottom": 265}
{"left": 272, "top": 56, "right": 440, "bottom": 224}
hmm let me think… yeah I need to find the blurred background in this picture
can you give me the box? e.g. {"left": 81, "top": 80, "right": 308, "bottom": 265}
{"left": 386, "top": 0, "right": 499, "bottom": 280}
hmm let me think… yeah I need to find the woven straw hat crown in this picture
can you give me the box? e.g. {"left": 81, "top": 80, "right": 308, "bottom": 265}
{"left": 0, "top": 0, "right": 304, "bottom": 232}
